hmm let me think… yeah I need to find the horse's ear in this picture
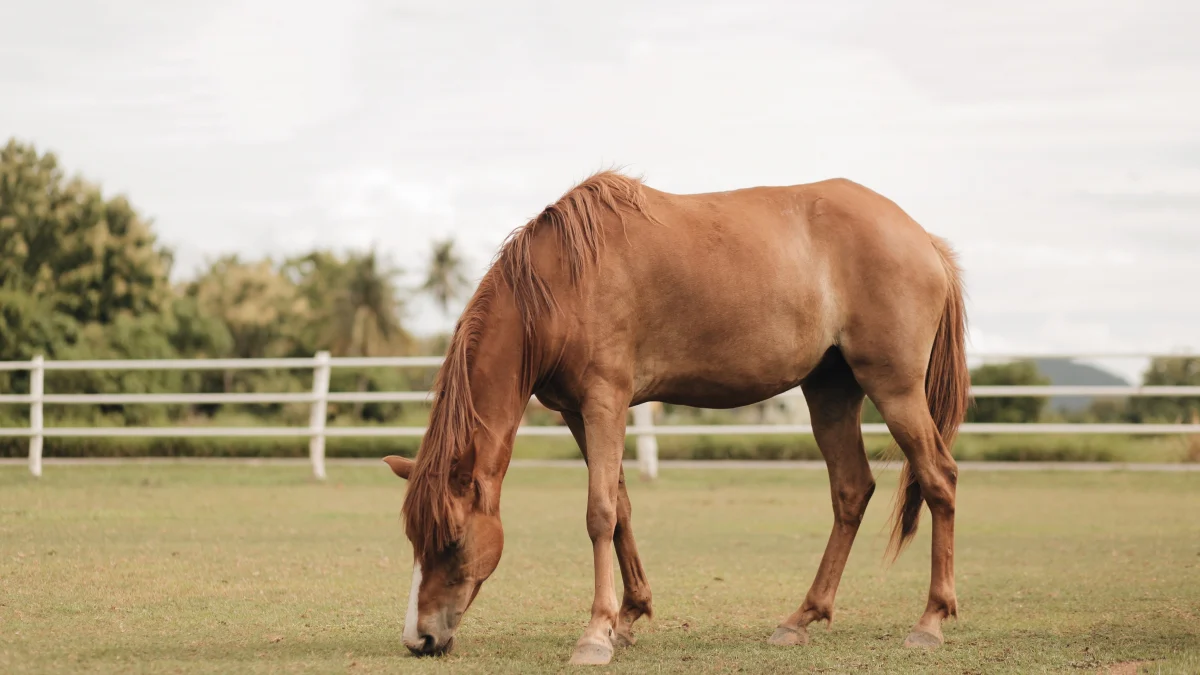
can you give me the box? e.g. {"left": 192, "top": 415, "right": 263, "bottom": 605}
{"left": 382, "top": 455, "right": 414, "bottom": 480}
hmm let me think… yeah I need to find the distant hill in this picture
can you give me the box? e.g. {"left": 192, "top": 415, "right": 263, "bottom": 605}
{"left": 1032, "top": 359, "right": 1131, "bottom": 412}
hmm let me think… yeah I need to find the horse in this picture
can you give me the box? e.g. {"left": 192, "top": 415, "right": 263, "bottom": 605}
{"left": 382, "top": 169, "right": 969, "bottom": 666}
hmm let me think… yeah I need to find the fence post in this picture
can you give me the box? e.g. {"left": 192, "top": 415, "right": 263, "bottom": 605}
{"left": 309, "top": 351, "right": 331, "bottom": 481}
{"left": 632, "top": 402, "right": 658, "bottom": 480}
{"left": 29, "top": 355, "right": 44, "bottom": 478}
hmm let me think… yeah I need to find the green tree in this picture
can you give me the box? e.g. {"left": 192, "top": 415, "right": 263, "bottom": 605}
{"left": 1129, "top": 357, "right": 1200, "bottom": 424}
{"left": 967, "top": 360, "right": 1050, "bottom": 424}
{"left": 0, "top": 139, "right": 185, "bottom": 423}
{"left": 286, "top": 248, "right": 411, "bottom": 419}
{"left": 1085, "top": 397, "right": 1129, "bottom": 423}
{"left": 184, "top": 255, "right": 310, "bottom": 393}
{"left": 186, "top": 255, "right": 308, "bottom": 359}
{"left": 284, "top": 250, "right": 345, "bottom": 356}
{"left": 421, "top": 237, "right": 470, "bottom": 316}
{"left": 168, "top": 294, "right": 233, "bottom": 360}
{"left": 0, "top": 139, "right": 173, "bottom": 332}
{"left": 50, "top": 312, "right": 186, "bottom": 426}
{"left": 325, "top": 250, "right": 409, "bottom": 358}
{"left": 0, "top": 291, "right": 78, "bottom": 362}
{"left": 286, "top": 248, "right": 410, "bottom": 358}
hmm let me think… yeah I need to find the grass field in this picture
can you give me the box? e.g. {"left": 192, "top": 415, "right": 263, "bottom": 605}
{"left": 2, "top": 465, "right": 1199, "bottom": 674}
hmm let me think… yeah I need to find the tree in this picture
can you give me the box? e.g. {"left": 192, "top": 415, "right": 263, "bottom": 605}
{"left": 0, "top": 290, "right": 78, "bottom": 362}
{"left": 52, "top": 311, "right": 186, "bottom": 425}
{"left": 421, "top": 237, "right": 470, "bottom": 316}
{"left": 326, "top": 250, "right": 410, "bottom": 417}
{"left": 184, "top": 255, "right": 310, "bottom": 392}
{"left": 0, "top": 139, "right": 175, "bottom": 360}
{"left": 0, "top": 139, "right": 186, "bottom": 420}
{"left": 286, "top": 248, "right": 410, "bottom": 418}
{"left": 286, "top": 248, "right": 410, "bottom": 358}
{"left": 1085, "top": 397, "right": 1129, "bottom": 423}
{"left": 966, "top": 360, "right": 1050, "bottom": 424}
{"left": 1129, "top": 357, "right": 1200, "bottom": 424}
{"left": 324, "top": 250, "right": 409, "bottom": 359}
{"left": 168, "top": 294, "right": 234, "bottom": 360}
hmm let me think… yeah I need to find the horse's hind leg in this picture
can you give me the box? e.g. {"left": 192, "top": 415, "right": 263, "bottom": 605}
{"left": 873, "top": 387, "right": 958, "bottom": 647}
{"left": 770, "top": 354, "right": 875, "bottom": 646}
{"left": 851, "top": 361, "right": 959, "bottom": 648}
{"left": 562, "top": 410, "right": 653, "bottom": 650}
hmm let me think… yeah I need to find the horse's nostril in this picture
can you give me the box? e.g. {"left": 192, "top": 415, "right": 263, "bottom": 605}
{"left": 420, "top": 634, "right": 435, "bottom": 653}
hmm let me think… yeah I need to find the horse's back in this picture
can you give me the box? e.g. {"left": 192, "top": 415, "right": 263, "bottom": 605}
{"left": 629, "top": 176, "right": 947, "bottom": 320}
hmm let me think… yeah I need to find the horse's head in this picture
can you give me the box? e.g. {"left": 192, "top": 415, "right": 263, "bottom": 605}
{"left": 383, "top": 454, "right": 504, "bottom": 657}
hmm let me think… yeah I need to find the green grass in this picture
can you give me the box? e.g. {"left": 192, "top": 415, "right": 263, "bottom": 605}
{"left": 2, "top": 466, "right": 1199, "bottom": 674}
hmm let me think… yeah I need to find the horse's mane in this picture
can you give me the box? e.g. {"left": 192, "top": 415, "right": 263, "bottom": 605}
{"left": 402, "top": 170, "right": 655, "bottom": 557}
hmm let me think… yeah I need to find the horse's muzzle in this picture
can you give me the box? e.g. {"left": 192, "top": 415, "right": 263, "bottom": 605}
{"left": 405, "top": 633, "right": 454, "bottom": 657}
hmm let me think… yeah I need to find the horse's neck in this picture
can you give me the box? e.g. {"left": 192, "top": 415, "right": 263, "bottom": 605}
{"left": 466, "top": 291, "right": 534, "bottom": 486}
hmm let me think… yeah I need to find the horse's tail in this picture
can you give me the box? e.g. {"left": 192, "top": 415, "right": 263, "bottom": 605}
{"left": 887, "top": 235, "right": 971, "bottom": 560}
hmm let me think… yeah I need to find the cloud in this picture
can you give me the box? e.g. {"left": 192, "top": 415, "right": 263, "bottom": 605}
{"left": 314, "top": 169, "right": 457, "bottom": 222}
{"left": 2, "top": 0, "right": 1197, "bottom": 348}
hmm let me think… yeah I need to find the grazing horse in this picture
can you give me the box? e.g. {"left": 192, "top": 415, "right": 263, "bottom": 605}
{"left": 382, "top": 170, "right": 969, "bottom": 666}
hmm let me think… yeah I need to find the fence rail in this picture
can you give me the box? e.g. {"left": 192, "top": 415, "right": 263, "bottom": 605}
{"left": 2, "top": 352, "right": 1198, "bottom": 479}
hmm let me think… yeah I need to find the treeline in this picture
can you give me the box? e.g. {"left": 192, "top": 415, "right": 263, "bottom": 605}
{"left": 960, "top": 360, "right": 1200, "bottom": 426}
{"left": 0, "top": 139, "right": 472, "bottom": 438}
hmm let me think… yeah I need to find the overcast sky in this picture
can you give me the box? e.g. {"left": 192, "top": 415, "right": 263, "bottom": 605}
{"left": 2, "top": 0, "right": 1197, "bottom": 379}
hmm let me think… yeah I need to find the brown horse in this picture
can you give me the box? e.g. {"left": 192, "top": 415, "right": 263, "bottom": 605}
{"left": 382, "top": 170, "right": 969, "bottom": 665}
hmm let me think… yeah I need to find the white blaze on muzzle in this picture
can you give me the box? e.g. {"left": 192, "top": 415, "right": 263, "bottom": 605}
{"left": 403, "top": 563, "right": 422, "bottom": 643}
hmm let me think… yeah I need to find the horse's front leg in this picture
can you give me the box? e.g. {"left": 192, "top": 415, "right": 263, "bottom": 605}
{"left": 562, "top": 411, "right": 653, "bottom": 649}
{"left": 568, "top": 395, "right": 628, "bottom": 666}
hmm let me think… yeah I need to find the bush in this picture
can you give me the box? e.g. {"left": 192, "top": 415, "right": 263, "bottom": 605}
{"left": 0, "top": 433, "right": 1181, "bottom": 463}
{"left": 961, "top": 438, "right": 1115, "bottom": 462}
{"left": 650, "top": 434, "right": 824, "bottom": 461}
{"left": 967, "top": 360, "right": 1050, "bottom": 423}
{"left": 0, "top": 434, "right": 420, "bottom": 460}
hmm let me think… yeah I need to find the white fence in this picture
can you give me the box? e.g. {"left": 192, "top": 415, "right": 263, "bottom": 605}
{"left": 2, "top": 352, "right": 1199, "bottom": 480}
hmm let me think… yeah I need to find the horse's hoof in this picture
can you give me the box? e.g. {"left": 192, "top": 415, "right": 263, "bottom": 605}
{"left": 903, "top": 629, "right": 943, "bottom": 649}
{"left": 613, "top": 630, "right": 636, "bottom": 648}
{"left": 569, "top": 641, "right": 614, "bottom": 666}
{"left": 768, "top": 625, "right": 809, "bottom": 646}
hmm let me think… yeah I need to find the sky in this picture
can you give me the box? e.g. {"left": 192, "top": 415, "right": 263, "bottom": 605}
{"left": 2, "top": 0, "right": 1197, "bottom": 381}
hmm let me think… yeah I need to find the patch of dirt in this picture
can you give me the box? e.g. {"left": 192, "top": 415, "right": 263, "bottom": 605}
{"left": 1099, "top": 661, "right": 1153, "bottom": 675}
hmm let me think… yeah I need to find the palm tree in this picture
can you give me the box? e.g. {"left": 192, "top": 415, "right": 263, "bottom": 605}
{"left": 323, "top": 249, "right": 410, "bottom": 416}
{"left": 421, "top": 237, "right": 470, "bottom": 316}
{"left": 326, "top": 251, "right": 407, "bottom": 356}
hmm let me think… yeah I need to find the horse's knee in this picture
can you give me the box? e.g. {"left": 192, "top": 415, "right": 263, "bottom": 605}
{"left": 919, "top": 471, "right": 956, "bottom": 515}
{"left": 833, "top": 477, "right": 875, "bottom": 526}
{"left": 586, "top": 500, "right": 618, "bottom": 541}
{"left": 941, "top": 457, "right": 958, "bottom": 487}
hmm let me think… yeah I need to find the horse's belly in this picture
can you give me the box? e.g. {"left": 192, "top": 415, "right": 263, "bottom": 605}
{"left": 648, "top": 381, "right": 799, "bottom": 409}
{"left": 634, "top": 335, "right": 828, "bottom": 409}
